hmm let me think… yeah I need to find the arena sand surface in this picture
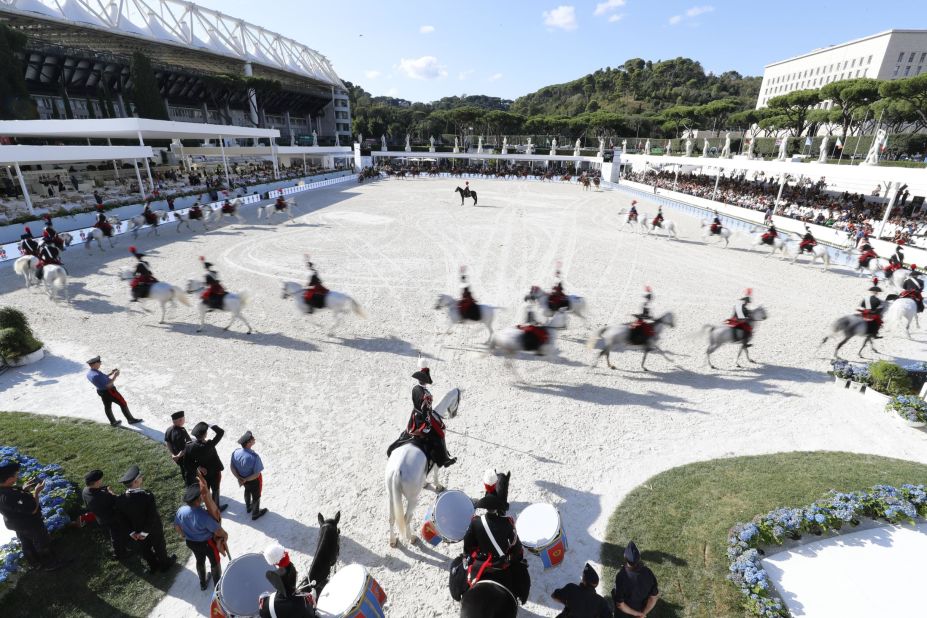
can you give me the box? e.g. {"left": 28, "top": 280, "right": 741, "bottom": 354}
{"left": 1, "top": 178, "right": 926, "bottom": 617}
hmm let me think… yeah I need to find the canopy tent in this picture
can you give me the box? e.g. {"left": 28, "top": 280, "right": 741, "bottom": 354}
{"left": 0, "top": 145, "right": 154, "bottom": 214}
{"left": 0, "top": 118, "right": 282, "bottom": 189}
{"left": 371, "top": 150, "right": 602, "bottom": 164}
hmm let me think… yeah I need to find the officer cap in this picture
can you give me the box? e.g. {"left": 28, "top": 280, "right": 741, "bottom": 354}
{"left": 119, "top": 465, "right": 141, "bottom": 485}
{"left": 238, "top": 431, "right": 254, "bottom": 446}
{"left": 183, "top": 484, "right": 202, "bottom": 504}
{"left": 624, "top": 540, "right": 641, "bottom": 565}
{"left": 84, "top": 469, "right": 104, "bottom": 485}
{"left": 0, "top": 461, "right": 21, "bottom": 481}
{"left": 582, "top": 563, "right": 600, "bottom": 586}
{"left": 86, "top": 355, "right": 101, "bottom": 365}
{"left": 191, "top": 422, "right": 209, "bottom": 437}
{"left": 170, "top": 411, "right": 185, "bottom": 420}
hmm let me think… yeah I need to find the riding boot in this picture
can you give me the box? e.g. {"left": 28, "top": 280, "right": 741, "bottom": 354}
{"left": 432, "top": 437, "right": 456, "bottom": 467}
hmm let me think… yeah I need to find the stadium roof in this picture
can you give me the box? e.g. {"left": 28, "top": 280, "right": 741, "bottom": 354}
{"left": 0, "top": 144, "right": 153, "bottom": 164}
{"left": 0, "top": 0, "right": 344, "bottom": 88}
{"left": 0, "top": 118, "right": 279, "bottom": 141}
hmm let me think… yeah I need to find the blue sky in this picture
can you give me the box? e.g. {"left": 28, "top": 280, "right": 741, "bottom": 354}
{"left": 193, "top": 0, "right": 924, "bottom": 102}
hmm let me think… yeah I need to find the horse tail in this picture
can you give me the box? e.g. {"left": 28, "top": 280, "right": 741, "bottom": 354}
{"left": 238, "top": 291, "right": 250, "bottom": 308}
{"left": 386, "top": 464, "right": 407, "bottom": 539}
{"left": 14, "top": 258, "right": 31, "bottom": 275}
{"left": 351, "top": 298, "right": 366, "bottom": 318}
{"left": 173, "top": 287, "right": 191, "bottom": 306}
{"left": 586, "top": 326, "right": 606, "bottom": 349}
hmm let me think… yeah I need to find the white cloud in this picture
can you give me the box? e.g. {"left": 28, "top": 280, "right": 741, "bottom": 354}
{"left": 594, "top": 0, "right": 625, "bottom": 16}
{"left": 458, "top": 69, "right": 475, "bottom": 80}
{"left": 489, "top": 73, "right": 503, "bottom": 81}
{"left": 385, "top": 87, "right": 398, "bottom": 97}
{"left": 669, "top": 5, "right": 714, "bottom": 25}
{"left": 608, "top": 13, "right": 624, "bottom": 22}
{"left": 419, "top": 25, "right": 435, "bottom": 34}
{"left": 396, "top": 56, "right": 448, "bottom": 80}
{"left": 364, "top": 70, "right": 381, "bottom": 79}
{"left": 542, "top": 5, "right": 577, "bottom": 31}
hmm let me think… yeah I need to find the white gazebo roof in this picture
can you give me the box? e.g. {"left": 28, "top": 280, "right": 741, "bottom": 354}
{"left": 0, "top": 118, "right": 280, "bottom": 141}
{"left": 0, "top": 145, "right": 154, "bottom": 165}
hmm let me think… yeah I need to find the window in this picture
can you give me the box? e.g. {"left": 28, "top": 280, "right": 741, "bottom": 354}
{"left": 904, "top": 65, "right": 911, "bottom": 76}
{"left": 868, "top": 55, "right": 873, "bottom": 64}
{"left": 918, "top": 66, "right": 924, "bottom": 75}
{"left": 921, "top": 52, "right": 927, "bottom": 63}
{"left": 898, "top": 52, "right": 905, "bottom": 62}
{"left": 908, "top": 52, "right": 916, "bottom": 63}
{"left": 851, "top": 59, "right": 856, "bottom": 67}
{"left": 843, "top": 60, "right": 848, "bottom": 69}
{"left": 855, "top": 69, "right": 861, "bottom": 77}
{"left": 893, "top": 65, "right": 900, "bottom": 76}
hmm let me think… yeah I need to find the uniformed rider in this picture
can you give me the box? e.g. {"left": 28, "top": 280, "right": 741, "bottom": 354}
{"left": 858, "top": 278, "right": 885, "bottom": 337}
{"left": 727, "top": 289, "right": 754, "bottom": 345}
{"left": 652, "top": 206, "right": 664, "bottom": 228}
{"left": 94, "top": 210, "right": 114, "bottom": 236}
{"left": 627, "top": 200, "right": 639, "bottom": 222}
{"left": 518, "top": 299, "right": 550, "bottom": 354}
{"left": 35, "top": 239, "right": 63, "bottom": 281}
{"left": 200, "top": 257, "right": 226, "bottom": 309}
{"left": 303, "top": 257, "right": 328, "bottom": 313}
{"left": 858, "top": 239, "right": 878, "bottom": 269}
{"left": 142, "top": 203, "right": 157, "bottom": 225}
{"left": 548, "top": 269, "right": 569, "bottom": 311}
{"left": 799, "top": 225, "right": 817, "bottom": 253}
{"left": 188, "top": 202, "right": 204, "bottom": 220}
{"left": 275, "top": 196, "right": 288, "bottom": 211}
{"left": 710, "top": 211, "right": 722, "bottom": 235}
{"left": 42, "top": 215, "right": 64, "bottom": 249}
{"left": 19, "top": 226, "right": 39, "bottom": 256}
{"left": 129, "top": 246, "right": 158, "bottom": 300}
{"left": 887, "top": 245, "right": 905, "bottom": 273}
{"left": 761, "top": 223, "right": 777, "bottom": 245}
{"left": 901, "top": 266, "right": 924, "bottom": 313}
{"left": 409, "top": 365, "right": 455, "bottom": 467}
{"left": 458, "top": 268, "right": 480, "bottom": 321}
{"left": 630, "top": 287, "right": 656, "bottom": 342}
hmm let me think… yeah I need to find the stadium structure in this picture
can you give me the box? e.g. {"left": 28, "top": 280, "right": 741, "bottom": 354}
{"left": 0, "top": 0, "right": 351, "bottom": 144}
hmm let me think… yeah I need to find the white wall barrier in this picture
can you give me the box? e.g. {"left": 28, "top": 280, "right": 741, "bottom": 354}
{"left": 0, "top": 173, "right": 356, "bottom": 263}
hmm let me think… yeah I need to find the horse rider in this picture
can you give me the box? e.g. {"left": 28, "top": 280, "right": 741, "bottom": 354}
{"left": 627, "top": 200, "right": 639, "bottom": 222}
{"left": 458, "top": 268, "right": 481, "bottom": 321}
{"left": 517, "top": 299, "right": 550, "bottom": 355}
{"left": 42, "top": 215, "right": 64, "bottom": 250}
{"left": 188, "top": 202, "right": 204, "bottom": 220}
{"left": 35, "top": 238, "right": 63, "bottom": 281}
{"left": 258, "top": 543, "right": 316, "bottom": 618}
{"left": 629, "top": 287, "right": 656, "bottom": 344}
{"left": 275, "top": 195, "right": 288, "bottom": 211}
{"left": 199, "top": 257, "right": 227, "bottom": 310}
{"left": 463, "top": 180, "right": 471, "bottom": 197}
{"left": 221, "top": 198, "right": 235, "bottom": 214}
{"left": 886, "top": 245, "right": 905, "bottom": 275}
{"left": 142, "top": 202, "right": 157, "bottom": 225}
{"left": 900, "top": 266, "right": 924, "bottom": 313}
{"left": 652, "top": 206, "right": 664, "bottom": 229}
{"left": 799, "top": 225, "right": 817, "bottom": 254}
{"left": 760, "top": 223, "right": 778, "bottom": 245}
{"left": 302, "top": 258, "right": 329, "bottom": 313}
{"left": 386, "top": 364, "right": 456, "bottom": 467}
{"left": 128, "top": 246, "right": 158, "bottom": 301}
{"left": 709, "top": 211, "right": 723, "bottom": 235}
{"left": 858, "top": 278, "right": 885, "bottom": 338}
{"left": 857, "top": 239, "right": 879, "bottom": 270}
{"left": 19, "top": 227, "right": 39, "bottom": 256}
{"left": 726, "top": 289, "right": 754, "bottom": 346}
{"left": 94, "top": 209, "right": 114, "bottom": 237}
{"left": 548, "top": 269, "right": 570, "bottom": 311}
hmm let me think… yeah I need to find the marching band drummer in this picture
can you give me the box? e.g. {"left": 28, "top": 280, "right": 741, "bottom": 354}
{"left": 462, "top": 491, "right": 531, "bottom": 604}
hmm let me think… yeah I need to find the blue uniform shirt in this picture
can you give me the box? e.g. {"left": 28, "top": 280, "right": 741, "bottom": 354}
{"left": 86, "top": 369, "right": 110, "bottom": 391}
{"left": 174, "top": 504, "right": 220, "bottom": 542}
{"left": 230, "top": 447, "right": 264, "bottom": 478}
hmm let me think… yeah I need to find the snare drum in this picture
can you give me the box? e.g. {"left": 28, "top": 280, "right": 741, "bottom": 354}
{"left": 315, "top": 564, "right": 387, "bottom": 618}
{"left": 210, "top": 553, "right": 274, "bottom": 617}
{"left": 516, "top": 503, "right": 568, "bottom": 569}
{"left": 421, "top": 489, "right": 475, "bottom": 546}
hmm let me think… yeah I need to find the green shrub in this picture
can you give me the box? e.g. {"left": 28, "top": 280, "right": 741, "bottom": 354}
{"left": 868, "top": 360, "right": 912, "bottom": 396}
{"left": 0, "top": 307, "right": 42, "bottom": 359}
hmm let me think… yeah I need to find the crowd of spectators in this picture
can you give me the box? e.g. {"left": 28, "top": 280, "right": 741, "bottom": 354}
{"left": 629, "top": 170, "right": 927, "bottom": 247}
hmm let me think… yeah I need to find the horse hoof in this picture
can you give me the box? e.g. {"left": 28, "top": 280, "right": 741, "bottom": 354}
{"left": 389, "top": 537, "right": 398, "bottom": 548}
{"left": 410, "top": 536, "right": 421, "bottom": 546}
{"left": 434, "top": 484, "right": 445, "bottom": 493}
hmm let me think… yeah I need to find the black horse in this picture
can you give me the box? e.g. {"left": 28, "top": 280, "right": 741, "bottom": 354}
{"left": 304, "top": 511, "right": 341, "bottom": 596}
{"left": 454, "top": 186, "right": 478, "bottom": 206}
{"left": 460, "top": 580, "right": 518, "bottom": 618}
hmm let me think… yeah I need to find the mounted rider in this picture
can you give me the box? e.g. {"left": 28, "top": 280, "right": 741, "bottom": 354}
{"left": 726, "top": 289, "right": 754, "bottom": 345}
{"left": 302, "top": 257, "right": 329, "bottom": 313}
{"left": 857, "top": 239, "right": 879, "bottom": 269}
{"left": 629, "top": 287, "right": 656, "bottom": 345}
{"left": 651, "top": 206, "right": 664, "bottom": 228}
{"left": 517, "top": 299, "right": 550, "bottom": 354}
{"left": 221, "top": 198, "right": 236, "bottom": 214}
{"left": 547, "top": 267, "right": 570, "bottom": 311}
{"left": 886, "top": 245, "right": 905, "bottom": 275}
{"left": 760, "top": 223, "right": 778, "bottom": 245}
{"left": 142, "top": 202, "right": 158, "bottom": 225}
{"left": 799, "top": 225, "right": 817, "bottom": 253}
{"left": 19, "top": 227, "right": 39, "bottom": 256}
{"left": 709, "top": 211, "right": 722, "bottom": 235}
{"left": 42, "top": 215, "right": 64, "bottom": 249}
{"left": 129, "top": 246, "right": 158, "bottom": 300}
{"left": 199, "top": 257, "right": 227, "bottom": 309}
{"left": 628, "top": 200, "right": 639, "bottom": 222}
{"left": 463, "top": 181, "right": 471, "bottom": 197}
{"left": 188, "top": 201, "right": 204, "bottom": 220}
{"left": 274, "top": 195, "right": 288, "bottom": 211}
{"left": 35, "top": 238, "right": 63, "bottom": 281}
{"left": 900, "top": 265, "right": 924, "bottom": 313}
{"left": 458, "top": 267, "right": 481, "bottom": 321}
{"left": 386, "top": 364, "right": 456, "bottom": 468}
{"left": 858, "top": 278, "right": 884, "bottom": 337}
{"left": 93, "top": 208, "right": 114, "bottom": 237}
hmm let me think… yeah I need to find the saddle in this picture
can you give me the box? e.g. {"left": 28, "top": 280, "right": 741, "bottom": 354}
{"left": 652, "top": 217, "right": 663, "bottom": 227}
{"left": 449, "top": 553, "right": 529, "bottom": 604}
{"left": 221, "top": 204, "right": 235, "bottom": 214}
{"left": 761, "top": 234, "right": 776, "bottom": 245}
{"left": 725, "top": 318, "right": 752, "bottom": 338}
{"left": 458, "top": 300, "right": 481, "bottom": 321}
{"left": 144, "top": 212, "right": 158, "bottom": 225}
{"left": 385, "top": 434, "right": 436, "bottom": 473}
{"left": 518, "top": 325, "right": 549, "bottom": 351}
{"left": 202, "top": 289, "right": 226, "bottom": 310}
{"left": 628, "top": 320, "right": 655, "bottom": 345}
{"left": 900, "top": 289, "right": 924, "bottom": 312}
{"left": 95, "top": 222, "right": 113, "bottom": 236}
{"left": 304, "top": 287, "right": 328, "bottom": 309}
{"left": 275, "top": 201, "right": 288, "bottom": 211}
{"left": 189, "top": 209, "right": 203, "bottom": 220}
{"left": 710, "top": 223, "right": 722, "bottom": 234}
{"left": 547, "top": 294, "right": 570, "bottom": 312}
{"left": 628, "top": 212, "right": 638, "bottom": 222}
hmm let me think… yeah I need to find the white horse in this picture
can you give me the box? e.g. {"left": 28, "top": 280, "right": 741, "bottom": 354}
{"left": 586, "top": 312, "right": 676, "bottom": 370}
{"left": 884, "top": 296, "right": 920, "bottom": 338}
{"left": 128, "top": 210, "right": 168, "bottom": 238}
{"left": 489, "top": 326, "right": 558, "bottom": 359}
{"left": 385, "top": 388, "right": 460, "bottom": 547}
{"left": 175, "top": 208, "right": 210, "bottom": 233}
{"left": 257, "top": 199, "right": 295, "bottom": 223}
{"left": 853, "top": 252, "right": 891, "bottom": 277}
{"left": 281, "top": 281, "right": 366, "bottom": 333}
{"left": 119, "top": 270, "right": 190, "bottom": 323}
{"left": 14, "top": 255, "right": 39, "bottom": 288}
{"left": 617, "top": 208, "right": 647, "bottom": 234}
{"left": 434, "top": 294, "right": 495, "bottom": 343}
{"left": 790, "top": 243, "right": 831, "bottom": 269}
{"left": 524, "top": 287, "right": 588, "bottom": 328}
{"left": 213, "top": 200, "right": 246, "bottom": 224}
{"left": 84, "top": 219, "right": 120, "bottom": 251}
{"left": 820, "top": 309, "right": 887, "bottom": 359}
{"left": 186, "top": 280, "right": 253, "bottom": 333}
{"left": 750, "top": 230, "right": 790, "bottom": 257}
{"left": 700, "top": 220, "right": 732, "bottom": 248}
{"left": 643, "top": 216, "right": 679, "bottom": 239}
{"left": 704, "top": 306, "right": 768, "bottom": 368}
{"left": 881, "top": 267, "right": 910, "bottom": 289}
{"left": 41, "top": 265, "right": 69, "bottom": 301}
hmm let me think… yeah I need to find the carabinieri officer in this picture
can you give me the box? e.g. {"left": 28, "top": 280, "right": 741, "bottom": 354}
{"left": 114, "top": 465, "right": 176, "bottom": 574}
{"left": 163, "top": 411, "right": 192, "bottom": 482}
{"left": 230, "top": 431, "right": 267, "bottom": 521}
{"left": 175, "top": 484, "right": 225, "bottom": 591}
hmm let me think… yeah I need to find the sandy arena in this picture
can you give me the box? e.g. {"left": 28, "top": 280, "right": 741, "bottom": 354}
{"left": 2, "top": 178, "right": 925, "bottom": 617}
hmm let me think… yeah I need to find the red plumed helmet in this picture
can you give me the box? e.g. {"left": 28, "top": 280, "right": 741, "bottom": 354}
{"left": 129, "top": 245, "right": 137, "bottom": 253}
{"left": 199, "top": 256, "right": 205, "bottom": 262}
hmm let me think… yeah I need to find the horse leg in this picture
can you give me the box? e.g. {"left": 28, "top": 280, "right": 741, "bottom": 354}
{"left": 197, "top": 307, "right": 206, "bottom": 332}
{"left": 431, "top": 465, "right": 445, "bottom": 493}
{"left": 706, "top": 342, "right": 718, "bottom": 369}
{"left": 641, "top": 348, "right": 650, "bottom": 371}
{"left": 328, "top": 311, "right": 344, "bottom": 335}
{"left": 238, "top": 312, "right": 253, "bottom": 335}
{"left": 735, "top": 345, "right": 745, "bottom": 368}
{"left": 606, "top": 348, "right": 616, "bottom": 370}
{"left": 744, "top": 345, "right": 757, "bottom": 364}
{"left": 159, "top": 301, "right": 167, "bottom": 324}
{"left": 832, "top": 334, "right": 852, "bottom": 359}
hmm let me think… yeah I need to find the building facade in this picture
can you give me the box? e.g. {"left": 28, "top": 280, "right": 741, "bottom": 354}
{"left": 756, "top": 30, "right": 927, "bottom": 109}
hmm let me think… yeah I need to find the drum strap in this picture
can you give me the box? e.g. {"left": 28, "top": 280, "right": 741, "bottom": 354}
{"left": 268, "top": 592, "right": 280, "bottom": 618}
{"left": 481, "top": 515, "right": 505, "bottom": 558}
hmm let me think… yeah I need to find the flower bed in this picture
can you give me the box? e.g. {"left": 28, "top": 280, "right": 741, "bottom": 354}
{"left": 0, "top": 446, "right": 78, "bottom": 592}
{"left": 727, "top": 484, "right": 927, "bottom": 617}
{"left": 886, "top": 395, "right": 927, "bottom": 425}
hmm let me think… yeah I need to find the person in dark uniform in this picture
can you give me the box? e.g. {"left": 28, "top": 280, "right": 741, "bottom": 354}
{"left": 627, "top": 201, "right": 638, "bottom": 222}
{"left": 857, "top": 240, "right": 878, "bottom": 270}
{"left": 889, "top": 245, "right": 905, "bottom": 269}
{"left": 230, "top": 431, "right": 267, "bottom": 520}
{"left": 552, "top": 562, "right": 613, "bottom": 618}
{"left": 42, "top": 215, "right": 64, "bottom": 249}
{"left": 259, "top": 544, "right": 316, "bottom": 618}
{"left": 35, "top": 239, "right": 63, "bottom": 281}
{"left": 709, "top": 211, "right": 722, "bottom": 235}
{"left": 386, "top": 365, "right": 456, "bottom": 467}
{"left": 114, "top": 465, "right": 176, "bottom": 574}
{"left": 128, "top": 246, "right": 158, "bottom": 301}
{"left": 275, "top": 196, "right": 288, "bottom": 211}
{"left": 460, "top": 492, "right": 530, "bottom": 604}
{"left": 82, "top": 469, "right": 128, "bottom": 559}
{"left": 726, "top": 290, "right": 754, "bottom": 346}
{"left": 174, "top": 484, "right": 224, "bottom": 590}
{"left": 900, "top": 265, "right": 924, "bottom": 313}
{"left": 629, "top": 287, "right": 656, "bottom": 344}
{"left": 199, "top": 257, "right": 227, "bottom": 310}
{"left": 457, "top": 268, "right": 481, "bottom": 321}
{"left": 760, "top": 223, "right": 777, "bottom": 245}
{"left": 0, "top": 461, "right": 66, "bottom": 571}
{"left": 86, "top": 356, "right": 143, "bottom": 426}
{"left": 798, "top": 225, "right": 817, "bottom": 254}
{"left": 93, "top": 210, "right": 113, "bottom": 236}
{"left": 302, "top": 258, "right": 328, "bottom": 313}
{"left": 188, "top": 201, "right": 204, "bottom": 221}
{"left": 548, "top": 269, "right": 570, "bottom": 311}
{"left": 19, "top": 227, "right": 39, "bottom": 256}
{"left": 611, "top": 542, "right": 659, "bottom": 617}
{"left": 858, "top": 278, "right": 885, "bottom": 338}
{"left": 183, "top": 422, "right": 227, "bottom": 512}
{"left": 164, "top": 411, "right": 192, "bottom": 482}
{"left": 517, "top": 299, "right": 550, "bottom": 353}
{"left": 651, "top": 206, "right": 664, "bottom": 229}
{"left": 142, "top": 202, "right": 157, "bottom": 225}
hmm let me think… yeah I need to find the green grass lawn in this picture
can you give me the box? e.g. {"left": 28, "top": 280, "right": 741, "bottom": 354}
{"left": 601, "top": 452, "right": 927, "bottom": 618}
{"left": 2, "top": 412, "right": 190, "bottom": 618}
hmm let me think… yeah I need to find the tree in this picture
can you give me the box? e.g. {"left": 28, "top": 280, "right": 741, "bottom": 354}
{"left": 660, "top": 105, "right": 698, "bottom": 137}
{"left": 879, "top": 74, "right": 927, "bottom": 129}
{"left": 766, "top": 89, "right": 821, "bottom": 136}
{"left": 129, "top": 52, "right": 168, "bottom": 120}
{"left": 819, "top": 78, "right": 881, "bottom": 138}
{"left": 807, "top": 108, "right": 841, "bottom": 136}
{"left": 695, "top": 98, "right": 740, "bottom": 133}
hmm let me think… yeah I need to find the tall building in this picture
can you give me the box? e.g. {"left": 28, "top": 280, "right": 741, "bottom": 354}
{"left": 756, "top": 29, "right": 927, "bottom": 109}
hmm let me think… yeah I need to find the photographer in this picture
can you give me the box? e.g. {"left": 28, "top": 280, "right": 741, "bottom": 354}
{"left": 85, "top": 356, "right": 143, "bottom": 426}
